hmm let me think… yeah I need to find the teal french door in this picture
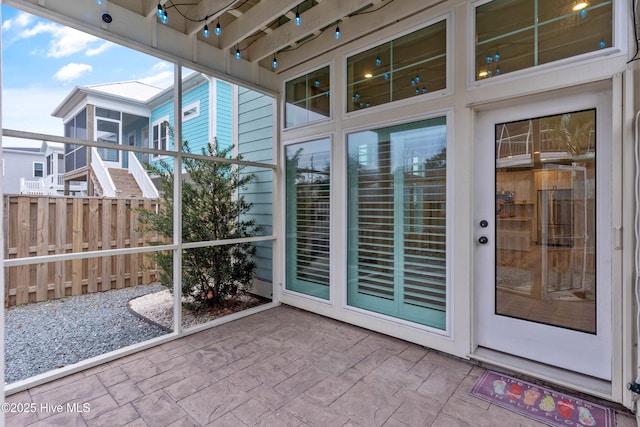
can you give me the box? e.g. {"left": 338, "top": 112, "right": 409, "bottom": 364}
{"left": 347, "top": 118, "right": 447, "bottom": 330}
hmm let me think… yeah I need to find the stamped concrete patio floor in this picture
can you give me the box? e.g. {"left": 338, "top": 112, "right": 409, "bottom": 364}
{"left": 6, "top": 305, "right": 636, "bottom": 426}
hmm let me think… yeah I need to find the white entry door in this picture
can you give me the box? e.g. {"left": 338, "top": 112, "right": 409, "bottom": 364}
{"left": 474, "top": 88, "right": 612, "bottom": 380}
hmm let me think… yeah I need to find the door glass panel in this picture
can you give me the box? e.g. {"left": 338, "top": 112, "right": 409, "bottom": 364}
{"left": 495, "top": 110, "right": 595, "bottom": 333}
{"left": 97, "top": 119, "right": 119, "bottom": 162}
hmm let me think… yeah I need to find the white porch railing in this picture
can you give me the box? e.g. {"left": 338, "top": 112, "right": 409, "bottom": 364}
{"left": 19, "top": 178, "right": 44, "bottom": 195}
{"left": 20, "top": 174, "right": 66, "bottom": 195}
{"left": 91, "top": 147, "right": 117, "bottom": 197}
{"left": 128, "top": 152, "right": 159, "bottom": 198}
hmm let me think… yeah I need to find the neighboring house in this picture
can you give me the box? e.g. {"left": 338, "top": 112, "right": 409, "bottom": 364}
{"left": 52, "top": 80, "right": 164, "bottom": 198}
{"left": 2, "top": 141, "right": 73, "bottom": 195}
{"left": 51, "top": 74, "right": 244, "bottom": 199}
{"left": 51, "top": 73, "right": 274, "bottom": 293}
{"left": 2, "top": 145, "right": 45, "bottom": 195}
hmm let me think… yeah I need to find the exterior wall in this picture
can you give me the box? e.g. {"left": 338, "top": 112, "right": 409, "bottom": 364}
{"left": 277, "top": 0, "right": 636, "bottom": 408}
{"left": 238, "top": 87, "right": 274, "bottom": 286}
{"left": 181, "top": 80, "right": 210, "bottom": 153}
{"left": 216, "top": 80, "right": 233, "bottom": 150}
{"left": 2, "top": 149, "right": 45, "bottom": 194}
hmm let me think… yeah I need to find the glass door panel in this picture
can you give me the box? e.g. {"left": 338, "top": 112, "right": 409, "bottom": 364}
{"left": 495, "top": 111, "right": 595, "bottom": 333}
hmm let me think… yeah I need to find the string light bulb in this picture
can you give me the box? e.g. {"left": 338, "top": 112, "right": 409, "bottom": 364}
{"left": 235, "top": 46, "right": 241, "bottom": 59}
{"left": 295, "top": 7, "right": 301, "bottom": 26}
{"left": 156, "top": 4, "right": 163, "bottom": 19}
{"left": 203, "top": 24, "right": 210, "bottom": 38}
{"left": 161, "top": 9, "right": 168, "bottom": 24}
{"left": 272, "top": 55, "right": 278, "bottom": 69}
{"left": 215, "top": 21, "right": 222, "bottom": 36}
{"left": 335, "top": 22, "right": 340, "bottom": 40}
{"left": 572, "top": 1, "right": 588, "bottom": 11}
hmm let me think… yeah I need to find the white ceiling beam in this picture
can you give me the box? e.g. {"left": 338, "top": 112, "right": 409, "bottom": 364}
{"left": 144, "top": 0, "right": 168, "bottom": 19}
{"left": 184, "top": 0, "right": 236, "bottom": 36}
{"left": 274, "top": 0, "right": 444, "bottom": 72}
{"left": 218, "top": 0, "right": 297, "bottom": 50}
{"left": 246, "top": 0, "right": 376, "bottom": 63}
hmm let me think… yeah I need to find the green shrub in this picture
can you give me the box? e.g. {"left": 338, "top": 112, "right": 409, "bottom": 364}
{"left": 137, "top": 140, "right": 261, "bottom": 309}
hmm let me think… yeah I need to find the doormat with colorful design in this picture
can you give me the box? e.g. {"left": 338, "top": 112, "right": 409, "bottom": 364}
{"left": 470, "top": 370, "right": 615, "bottom": 427}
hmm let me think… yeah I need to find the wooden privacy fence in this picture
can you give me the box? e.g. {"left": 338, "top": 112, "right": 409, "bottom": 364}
{"left": 4, "top": 195, "right": 162, "bottom": 308}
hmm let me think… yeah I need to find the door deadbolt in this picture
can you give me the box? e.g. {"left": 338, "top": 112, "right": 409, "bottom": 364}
{"left": 479, "top": 220, "right": 488, "bottom": 228}
{"left": 478, "top": 236, "right": 489, "bottom": 244}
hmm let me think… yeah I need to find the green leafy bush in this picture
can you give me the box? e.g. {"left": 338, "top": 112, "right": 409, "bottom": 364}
{"left": 137, "top": 140, "right": 261, "bottom": 309}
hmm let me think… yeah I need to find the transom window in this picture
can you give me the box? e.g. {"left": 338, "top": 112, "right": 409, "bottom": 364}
{"left": 183, "top": 101, "right": 200, "bottom": 122}
{"left": 346, "top": 19, "right": 447, "bottom": 112}
{"left": 475, "top": 0, "right": 612, "bottom": 80}
{"left": 285, "top": 66, "right": 330, "bottom": 128}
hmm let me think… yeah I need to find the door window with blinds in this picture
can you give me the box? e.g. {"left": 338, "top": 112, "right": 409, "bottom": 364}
{"left": 347, "top": 118, "right": 447, "bottom": 329}
{"left": 285, "top": 138, "right": 331, "bottom": 299}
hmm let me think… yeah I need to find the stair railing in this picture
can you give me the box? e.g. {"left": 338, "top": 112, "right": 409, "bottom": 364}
{"left": 128, "top": 152, "right": 159, "bottom": 198}
{"left": 91, "top": 147, "right": 117, "bottom": 197}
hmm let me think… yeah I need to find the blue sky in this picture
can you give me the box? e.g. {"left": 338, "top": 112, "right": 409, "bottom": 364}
{"left": 1, "top": 5, "right": 175, "bottom": 143}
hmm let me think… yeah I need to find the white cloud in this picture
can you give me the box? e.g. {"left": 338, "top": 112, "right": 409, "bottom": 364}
{"left": 86, "top": 41, "right": 114, "bottom": 56}
{"left": 138, "top": 62, "right": 175, "bottom": 88}
{"left": 15, "top": 21, "right": 103, "bottom": 58}
{"left": 2, "top": 12, "right": 33, "bottom": 31}
{"left": 54, "top": 63, "right": 93, "bottom": 81}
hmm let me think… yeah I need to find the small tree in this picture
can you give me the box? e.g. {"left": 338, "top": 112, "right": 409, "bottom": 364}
{"left": 137, "top": 139, "right": 261, "bottom": 309}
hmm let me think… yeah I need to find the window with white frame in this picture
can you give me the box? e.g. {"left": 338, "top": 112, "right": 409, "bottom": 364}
{"left": 152, "top": 119, "right": 169, "bottom": 157}
{"left": 347, "top": 117, "right": 448, "bottom": 330}
{"left": 33, "top": 162, "right": 44, "bottom": 178}
{"left": 285, "top": 138, "right": 331, "bottom": 300}
{"left": 285, "top": 66, "right": 330, "bottom": 128}
{"left": 474, "top": 0, "right": 612, "bottom": 80}
{"left": 182, "top": 102, "right": 200, "bottom": 122}
{"left": 346, "top": 19, "right": 447, "bottom": 112}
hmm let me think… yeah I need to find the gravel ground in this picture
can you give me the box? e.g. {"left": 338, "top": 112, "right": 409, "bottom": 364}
{"left": 5, "top": 284, "right": 168, "bottom": 384}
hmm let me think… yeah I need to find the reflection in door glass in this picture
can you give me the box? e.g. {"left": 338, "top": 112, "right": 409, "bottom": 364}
{"left": 495, "top": 110, "right": 595, "bottom": 333}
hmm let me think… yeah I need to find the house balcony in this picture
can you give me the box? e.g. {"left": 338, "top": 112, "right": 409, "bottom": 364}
{"left": 19, "top": 174, "right": 72, "bottom": 196}
{"left": 4, "top": 305, "right": 635, "bottom": 426}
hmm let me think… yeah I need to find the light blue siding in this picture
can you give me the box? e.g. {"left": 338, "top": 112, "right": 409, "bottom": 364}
{"left": 216, "top": 80, "right": 233, "bottom": 150}
{"left": 238, "top": 87, "right": 274, "bottom": 283}
{"left": 181, "top": 80, "right": 210, "bottom": 155}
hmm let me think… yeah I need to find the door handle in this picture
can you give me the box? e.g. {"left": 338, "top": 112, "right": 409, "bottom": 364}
{"left": 478, "top": 236, "right": 489, "bottom": 245}
{"left": 479, "top": 220, "right": 488, "bottom": 228}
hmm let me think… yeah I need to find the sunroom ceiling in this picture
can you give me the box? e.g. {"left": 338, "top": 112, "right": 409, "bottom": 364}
{"left": 6, "top": 0, "right": 439, "bottom": 92}
{"left": 106, "top": 0, "right": 389, "bottom": 71}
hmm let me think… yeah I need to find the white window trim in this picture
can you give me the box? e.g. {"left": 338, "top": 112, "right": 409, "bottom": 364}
{"left": 281, "top": 135, "right": 335, "bottom": 305}
{"left": 340, "top": 108, "right": 455, "bottom": 338}
{"left": 466, "top": 0, "right": 625, "bottom": 89}
{"left": 33, "top": 161, "right": 44, "bottom": 178}
{"left": 182, "top": 101, "right": 200, "bottom": 122}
